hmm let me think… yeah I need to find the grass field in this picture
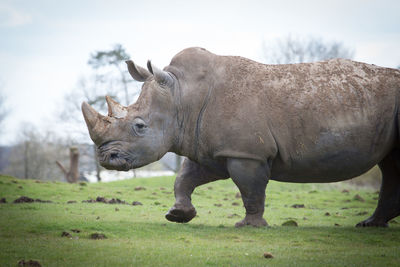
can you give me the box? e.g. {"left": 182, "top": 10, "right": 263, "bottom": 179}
{"left": 0, "top": 174, "right": 399, "bottom": 266}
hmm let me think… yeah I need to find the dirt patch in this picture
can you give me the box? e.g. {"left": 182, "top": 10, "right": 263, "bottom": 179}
{"left": 61, "top": 231, "right": 72, "bottom": 238}
{"left": 18, "top": 259, "right": 41, "bottom": 267}
{"left": 13, "top": 196, "right": 52, "bottom": 203}
{"left": 214, "top": 203, "right": 222, "bottom": 207}
{"left": 0, "top": 198, "right": 6, "bottom": 203}
{"left": 71, "top": 229, "right": 81, "bottom": 233}
{"left": 132, "top": 201, "right": 143, "bottom": 206}
{"left": 82, "top": 196, "right": 137, "bottom": 205}
{"left": 282, "top": 220, "right": 298, "bottom": 226}
{"left": 235, "top": 192, "right": 241, "bottom": 199}
{"left": 34, "top": 199, "right": 53, "bottom": 203}
{"left": 353, "top": 194, "right": 365, "bottom": 202}
{"left": 263, "top": 252, "right": 274, "bottom": 259}
{"left": 291, "top": 204, "right": 305, "bottom": 208}
{"left": 134, "top": 186, "right": 146, "bottom": 191}
{"left": 231, "top": 202, "right": 240, "bottom": 206}
{"left": 356, "top": 211, "right": 368, "bottom": 216}
{"left": 67, "top": 200, "right": 77, "bottom": 204}
{"left": 13, "top": 196, "right": 34, "bottom": 203}
{"left": 90, "top": 233, "right": 107, "bottom": 239}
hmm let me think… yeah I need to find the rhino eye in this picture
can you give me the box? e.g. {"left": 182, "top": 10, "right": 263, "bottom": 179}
{"left": 132, "top": 118, "right": 147, "bottom": 135}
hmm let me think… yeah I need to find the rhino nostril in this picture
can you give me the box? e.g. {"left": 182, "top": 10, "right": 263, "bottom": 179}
{"left": 110, "top": 153, "right": 119, "bottom": 160}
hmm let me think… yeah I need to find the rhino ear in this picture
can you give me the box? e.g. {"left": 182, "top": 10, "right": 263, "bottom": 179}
{"left": 147, "top": 60, "right": 174, "bottom": 88}
{"left": 126, "top": 60, "right": 151, "bottom": 82}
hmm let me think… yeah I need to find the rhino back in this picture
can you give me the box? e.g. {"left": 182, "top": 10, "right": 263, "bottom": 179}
{"left": 170, "top": 48, "right": 400, "bottom": 182}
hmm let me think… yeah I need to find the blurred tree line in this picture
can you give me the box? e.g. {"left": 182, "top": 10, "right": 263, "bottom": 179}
{"left": 262, "top": 35, "right": 354, "bottom": 64}
{"left": 1, "top": 44, "right": 139, "bottom": 182}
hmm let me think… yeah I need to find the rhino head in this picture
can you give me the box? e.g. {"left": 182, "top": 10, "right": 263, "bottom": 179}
{"left": 81, "top": 60, "right": 178, "bottom": 171}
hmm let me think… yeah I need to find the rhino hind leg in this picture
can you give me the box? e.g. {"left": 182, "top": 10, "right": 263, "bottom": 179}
{"left": 227, "top": 158, "right": 269, "bottom": 227}
{"left": 166, "top": 158, "right": 229, "bottom": 223}
{"left": 356, "top": 149, "right": 400, "bottom": 227}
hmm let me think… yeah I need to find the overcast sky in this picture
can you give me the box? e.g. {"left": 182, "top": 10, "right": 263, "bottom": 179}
{"left": 1, "top": 0, "right": 399, "bottom": 145}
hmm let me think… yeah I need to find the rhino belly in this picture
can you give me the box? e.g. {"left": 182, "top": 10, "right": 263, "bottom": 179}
{"left": 271, "top": 150, "right": 379, "bottom": 183}
{"left": 270, "top": 132, "right": 395, "bottom": 183}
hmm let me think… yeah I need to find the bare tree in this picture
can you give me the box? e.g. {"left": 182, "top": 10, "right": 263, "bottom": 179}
{"left": 262, "top": 35, "right": 354, "bottom": 64}
{"left": 56, "top": 147, "right": 80, "bottom": 183}
{"left": 0, "top": 88, "right": 9, "bottom": 136}
{"left": 88, "top": 44, "right": 134, "bottom": 106}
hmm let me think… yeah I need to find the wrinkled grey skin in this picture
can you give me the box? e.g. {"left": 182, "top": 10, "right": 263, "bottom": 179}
{"left": 82, "top": 47, "right": 400, "bottom": 227}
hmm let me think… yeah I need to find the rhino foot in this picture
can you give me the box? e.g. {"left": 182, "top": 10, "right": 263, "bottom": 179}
{"left": 356, "top": 217, "right": 388, "bottom": 227}
{"left": 235, "top": 214, "right": 268, "bottom": 228}
{"left": 165, "top": 204, "right": 197, "bottom": 223}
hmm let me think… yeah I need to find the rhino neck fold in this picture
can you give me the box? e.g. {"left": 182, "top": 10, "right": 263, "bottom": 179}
{"left": 193, "top": 85, "right": 213, "bottom": 158}
{"left": 170, "top": 85, "right": 214, "bottom": 162}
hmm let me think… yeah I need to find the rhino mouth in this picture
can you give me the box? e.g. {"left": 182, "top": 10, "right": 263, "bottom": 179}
{"left": 97, "top": 141, "right": 134, "bottom": 171}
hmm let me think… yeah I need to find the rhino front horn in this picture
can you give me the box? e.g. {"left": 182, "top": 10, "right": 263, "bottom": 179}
{"left": 81, "top": 101, "right": 103, "bottom": 132}
{"left": 147, "top": 60, "right": 174, "bottom": 87}
{"left": 106, "top": 96, "right": 127, "bottom": 118}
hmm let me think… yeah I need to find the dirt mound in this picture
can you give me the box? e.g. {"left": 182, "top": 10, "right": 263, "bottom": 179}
{"left": 13, "top": 196, "right": 34, "bottom": 203}
{"left": 134, "top": 186, "right": 146, "bottom": 191}
{"left": 90, "top": 233, "right": 107, "bottom": 239}
{"left": 61, "top": 231, "right": 72, "bottom": 238}
{"left": 18, "top": 259, "right": 41, "bottom": 266}
{"left": 13, "top": 196, "right": 52, "bottom": 203}
{"left": 282, "top": 220, "right": 298, "bottom": 226}
{"left": 82, "top": 196, "right": 141, "bottom": 206}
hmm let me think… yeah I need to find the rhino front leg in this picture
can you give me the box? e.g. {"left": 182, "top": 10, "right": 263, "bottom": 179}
{"left": 166, "top": 158, "right": 229, "bottom": 223}
{"left": 227, "top": 158, "right": 270, "bottom": 227}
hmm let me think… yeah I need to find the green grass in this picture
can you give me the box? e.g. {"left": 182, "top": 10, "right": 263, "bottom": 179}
{"left": 0, "top": 174, "right": 399, "bottom": 266}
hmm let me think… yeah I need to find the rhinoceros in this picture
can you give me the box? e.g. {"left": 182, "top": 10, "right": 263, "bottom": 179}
{"left": 82, "top": 47, "right": 400, "bottom": 227}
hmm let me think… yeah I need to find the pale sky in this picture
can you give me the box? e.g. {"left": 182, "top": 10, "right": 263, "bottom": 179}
{"left": 1, "top": 0, "right": 399, "bottom": 145}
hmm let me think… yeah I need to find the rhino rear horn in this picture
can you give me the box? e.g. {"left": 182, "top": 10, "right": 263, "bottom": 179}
{"left": 126, "top": 60, "right": 151, "bottom": 82}
{"left": 106, "top": 96, "right": 127, "bottom": 118}
{"left": 147, "top": 60, "right": 174, "bottom": 87}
